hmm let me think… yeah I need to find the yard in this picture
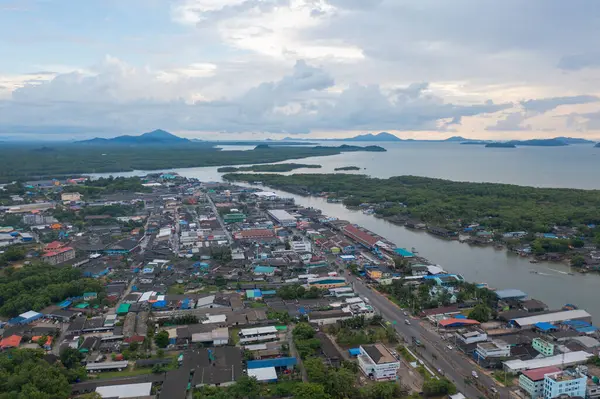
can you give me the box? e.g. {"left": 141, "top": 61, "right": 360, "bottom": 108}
{"left": 93, "top": 366, "right": 153, "bottom": 380}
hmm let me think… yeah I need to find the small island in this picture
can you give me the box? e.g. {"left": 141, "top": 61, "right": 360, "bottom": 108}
{"left": 595, "top": 142, "right": 600, "bottom": 148}
{"left": 334, "top": 166, "right": 361, "bottom": 171}
{"left": 485, "top": 142, "right": 517, "bottom": 148}
{"left": 217, "top": 163, "right": 322, "bottom": 173}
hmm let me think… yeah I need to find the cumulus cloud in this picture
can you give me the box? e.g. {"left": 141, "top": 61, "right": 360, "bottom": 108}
{"left": 520, "top": 95, "right": 600, "bottom": 113}
{"left": 486, "top": 112, "right": 532, "bottom": 131}
{"left": 0, "top": 59, "right": 511, "bottom": 135}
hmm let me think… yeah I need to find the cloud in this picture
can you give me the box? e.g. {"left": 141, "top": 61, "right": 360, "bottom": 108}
{"left": 486, "top": 112, "right": 532, "bottom": 131}
{"left": 558, "top": 52, "right": 600, "bottom": 71}
{"left": 520, "top": 95, "right": 600, "bottom": 113}
{"left": 0, "top": 58, "right": 511, "bottom": 135}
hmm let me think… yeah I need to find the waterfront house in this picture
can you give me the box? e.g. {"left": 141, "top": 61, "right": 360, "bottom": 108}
{"left": 427, "top": 226, "right": 457, "bottom": 238}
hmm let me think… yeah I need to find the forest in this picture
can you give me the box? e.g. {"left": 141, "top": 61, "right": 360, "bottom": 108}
{"left": 217, "top": 163, "right": 321, "bottom": 172}
{"left": 223, "top": 173, "right": 600, "bottom": 232}
{"left": 0, "top": 143, "right": 382, "bottom": 183}
{"left": 0, "top": 263, "right": 104, "bottom": 317}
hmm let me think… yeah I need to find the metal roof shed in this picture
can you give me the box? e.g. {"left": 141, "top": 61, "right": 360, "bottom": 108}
{"left": 96, "top": 382, "right": 152, "bottom": 398}
{"left": 248, "top": 367, "right": 277, "bottom": 382}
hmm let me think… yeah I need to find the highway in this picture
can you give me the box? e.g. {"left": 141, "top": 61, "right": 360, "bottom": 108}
{"left": 347, "top": 273, "right": 508, "bottom": 399}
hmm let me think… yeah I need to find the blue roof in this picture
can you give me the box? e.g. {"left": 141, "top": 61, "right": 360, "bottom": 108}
{"left": 58, "top": 300, "right": 72, "bottom": 308}
{"left": 254, "top": 266, "right": 275, "bottom": 274}
{"left": 495, "top": 288, "right": 527, "bottom": 299}
{"left": 394, "top": 248, "right": 415, "bottom": 257}
{"left": 454, "top": 314, "right": 467, "bottom": 319}
{"left": 534, "top": 322, "right": 557, "bottom": 332}
{"left": 543, "top": 233, "right": 558, "bottom": 239}
{"left": 247, "top": 357, "right": 297, "bottom": 369}
{"left": 348, "top": 348, "right": 361, "bottom": 356}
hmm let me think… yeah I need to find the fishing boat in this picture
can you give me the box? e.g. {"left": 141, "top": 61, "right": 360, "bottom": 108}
{"left": 529, "top": 259, "right": 539, "bottom": 264}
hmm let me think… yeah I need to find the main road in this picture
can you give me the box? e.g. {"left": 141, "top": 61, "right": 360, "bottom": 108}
{"left": 347, "top": 273, "right": 507, "bottom": 399}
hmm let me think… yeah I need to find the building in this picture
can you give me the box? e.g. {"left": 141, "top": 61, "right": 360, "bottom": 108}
{"left": 239, "top": 326, "right": 278, "bottom": 344}
{"left": 234, "top": 229, "right": 276, "bottom": 241}
{"left": 308, "top": 310, "right": 353, "bottom": 326}
{"left": 253, "top": 266, "right": 276, "bottom": 276}
{"left": 291, "top": 240, "right": 312, "bottom": 253}
{"left": 504, "top": 351, "right": 593, "bottom": 373}
{"left": 510, "top": 310, "right": 592, "bottom": 328}
{"left": 495, "top": 289, "right": 528, "bottom": 300}
{"left": 42, "top": 246, "right": 76, "bottom": 265}
{"left": 474, "top": 340, "right": 510, "bottom": 361}
{"left": 343, "top": 224, "right": 379, "bottom": 249}
{"left": 543, "top": 369, "right": 587, "bottom": 399}
{"left": 357, "top": 344, "right": 400, "bottom": 381}
{"left": 519, "top": 367, "right": 561, "bottom": 399}
{"left": 307, "top": 277, "right": 347, "bottom": 289}
{"left": 96, "top": 382, "right": 152, "bottom": 398}
{"left": 267, "top": 210, "right": 297, "bottom": 227}
{"left": 223, "top": 213, "right": 246, "bottom": 224}
{"left": 532, "top": 338, "right": 555, "bottom": 357}
{"left": 456, "top": 329, "right": 488, "bottom": 345}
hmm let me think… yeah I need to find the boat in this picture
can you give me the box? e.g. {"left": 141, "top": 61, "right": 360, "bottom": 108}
{"left": 411, "top": 247, "right": 418, "bottom": 254}
{"left": 567, "top": 272, "right": 575, "bottom": 276}
{"left": 529, "top": 259, "right": 539, "bottom": 264}
{"left": 529, "top": 270, "right": 538, "bottom": 274}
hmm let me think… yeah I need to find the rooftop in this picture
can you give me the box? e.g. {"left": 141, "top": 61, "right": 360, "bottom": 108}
{"left": 362, "top": 344, "right": 396, "bottom": 364}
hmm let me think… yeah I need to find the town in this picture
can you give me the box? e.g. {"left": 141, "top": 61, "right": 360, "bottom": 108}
{"left": 0, "top": 174, "right": 599, "bottom": 399}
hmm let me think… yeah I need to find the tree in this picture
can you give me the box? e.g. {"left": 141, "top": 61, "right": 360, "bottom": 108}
{"left": 129, "top": 341, "right": 140, "bottom": 352}
{"left": 571, "top": 254, "right": 586, "bottom": 267}
{"left": 292, "top": 322, "right": 315, "bottom": 340}
{"left": 423, "top": 378, "right": 457, "bottom": 397}
{"left": 468, "top": 304, "right": 492, "bottom": 323}
{"left": 214, "top": 275, "right": 226, "bottom": 288}
{"left": 293, "top": 383, "right": 331, "bottom": 399}
{"left": 156, "top": 349, "right": 165, "bottom": 358}
{"left": 154, "top": 330, "right": 170, "bottom": 348}
{"left": 228, "top": 376, "right": 261, "bottom": 399}
{"left": 60, "top": 347, "right": 84, "bottom": 369}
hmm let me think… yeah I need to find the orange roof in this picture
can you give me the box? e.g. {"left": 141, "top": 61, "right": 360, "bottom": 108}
{"left": 0, "top": 335, "right": 22, "bottom": 349}
{"left": 50, "top": 223, "right": 62, "bottom": 230}
{"left": 43, "top": 247, "right": 74, "bottom": 257}
{"left": 438, "top": 318, "right": 480, "bottom": 327}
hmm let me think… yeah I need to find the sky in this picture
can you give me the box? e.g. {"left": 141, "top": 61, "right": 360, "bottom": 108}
{"left": 2, "top": 0, "right": 600, "bottom": 141}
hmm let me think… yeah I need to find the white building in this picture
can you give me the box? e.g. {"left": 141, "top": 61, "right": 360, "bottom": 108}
{"left": 475, "top": 340, "right": 510, "bottom": 359}
{"left": 291, "top": 240, "right": 312, "bottom": 253}
{"left": 543, "top": 369, "right": 587, "bottom": 399}
{"left": 357, "top": 344, "right": 400, "bottom": 381}
{"left": 267, "top": 209, "right": 297, "bottom": 227}
{"left": 239, "top": 326, "right": 278, "bottom": 344}
{"left": 504, "top": 351, "right": 593, "bottom": 373}
{"left": 96, "top": 382, "right": 152, "bottom": 398}
{"left": 456, "top": 329, "right": 488, "bottom": 345}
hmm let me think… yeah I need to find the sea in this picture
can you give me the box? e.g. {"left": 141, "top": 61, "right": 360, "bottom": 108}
{"left": 91, "top": 141, "right": 600, "bottom": 320}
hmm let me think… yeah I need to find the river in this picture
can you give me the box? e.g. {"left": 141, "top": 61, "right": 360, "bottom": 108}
{"left": 90, "top": 141, "right": 600, "bottom": 321}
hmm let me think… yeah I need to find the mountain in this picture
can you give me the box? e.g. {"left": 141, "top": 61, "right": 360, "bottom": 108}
{"left": 77, "top": 129, "right": 189, "bottom": 144}
{"left": 553, "top": 137, "right": 596, "bottom": 145}
{"left": 345, "top": 132, "right": 402, "bottom": 142}
{"left": 506, "top": 138, "right": 568, "bottom": 147}
{"left": 444, "top": 136, "right": 469, "bottom": 142}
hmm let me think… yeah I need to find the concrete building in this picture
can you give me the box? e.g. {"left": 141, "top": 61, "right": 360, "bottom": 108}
{"left": 42, "top": 246, "right": 75, "bottom": 265}
{"left": 519, "top": 367, "right": 561, "bottom": 399}
{"left": 504, "top": 351, "right": 593, "bottom": 373}
{"left": 223, "top": 213, "right": 246, "bottom": 224}
{"left": 267, "top": 209, "right": 297, "bottom": 227}
{"left": 543, "top": 369, "right": 587, "bottom": 399}
{"left": 532, "top": 338, "right": 555, "bottom": 357}
{"left": 357, "top": 344, "right": 400, "bottom": 381}
{"left": 291, "top": 240, "right": 311, "bottom": 252}
{"left": 308, "top": 310, "right": 353, "bottom": 326}
{"left": 510, "top": 310, "right": 592, "bottom": 328}
{"left": 456, "top": 329, "right": 488, "bottom": 345}
{"left": 474, "top": 340, "right": 510, "bottom": 360}
{"left": 61, "top": 192, "right": 82, "bottom": 203}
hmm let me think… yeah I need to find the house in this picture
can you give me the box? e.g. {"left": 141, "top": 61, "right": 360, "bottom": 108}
{"left": 42, "top": 246, "right": 76, "bottom": 265}
{"left": 473, "top": 340, "right": 510, "bottom": 361}
{"left": 0, "top": 335, "right": 22, "bottom": 350}
{"left": 357, "top": 344, "right": 400, "bottom": 381}
{"left": 223, "top": 213, "right": 246, "bottom": 224}
{"left": 308, "top": 310, "right": 353, "bottom": 326}
{"left": 532, "top": 338, "right": 555, "bottom": 357}
{"left": 234, "top": 229, "right": 276, "bottom": 242}
{"left": 543, "top": 369, "right": 587, "bottom": 399}
{"left": 253, "top": 266, "right": 276, "bottom": 276}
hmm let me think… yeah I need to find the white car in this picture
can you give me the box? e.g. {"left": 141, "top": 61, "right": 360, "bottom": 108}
{"left": 405, "top": 319, "right": 411, "bottom": 325}
{"left": 447, "top": 345, "right": 453, "bottom": 350}
{"left": 490, "top": 387, "right": 498, "bottom": 394}
{"left": 472, "top": 371, "right": 479, "bottom": 378}
{"left": 403, "top": 311, "right": 408, "bottom": 316}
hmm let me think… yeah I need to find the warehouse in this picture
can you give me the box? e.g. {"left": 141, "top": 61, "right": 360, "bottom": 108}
{"left": 267, "top": 209, "right": 297, "bottom": 227}
{"left": 96, "top": 382, "right": 152, "bottom": 398}
{"left": 510, "top": 309, "right": 592, "bottom": 328}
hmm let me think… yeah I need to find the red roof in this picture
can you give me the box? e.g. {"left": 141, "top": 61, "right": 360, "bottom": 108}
{"left": 0, "top": 335, "right": 22, "bottom": 349}
{"left": 343, "top": 224, "right": 379, "bottom": 246}
{"left": 438, "top": 318, "right": 480, "bottom": 327}
{"left": 521, "top": 367, "right": 561, "bottom": 381}
{"left": 43, "top": 246, "right": 74, "bottom": 257}
{"left": 45, "top": 241, "right": 64, "bottom": 250}
{"left": 32, "top": 336, "right": 53, "bottom": 346}
{"left": 124, "top": 336, "right": 145, "bottom": 343}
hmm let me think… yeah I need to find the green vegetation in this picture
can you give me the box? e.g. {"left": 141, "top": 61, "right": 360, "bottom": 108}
{"left": 0, "top": 143, "right": 384, "bottom": 182}
{"left": 277, "top": 284, "right": 322, "bottom": 300}
{"left": 154, "top": 330, "right": 170, "bottom": 348}
{"left": 0, "top": 263, "right": 104, "bottom": 317}
{"left": 223, "top": 173, "right": 600, "bottom": 233}
{"left": 492, "top": 371, "right": 516, "bottom": 386}
{"left": 0, "top": 246, "right": 27, "bottom": 267}
{"left": 0, "top": 349, "right": 81, "bottom": 398}
{"left": 61, "top": 176, "right": 151, "bottom": 196}
{"left": 334, "top": 166, "right": 361, "bottom": 171}
{"left": 422, "top": 378, "right": 457, "bottom": 396}
{"left": 292, "top": 323, "right": 321, "bottom": 359}
{"left": 468, "top": 304, "right": 492, "bottom": 323}
{"left": 94, "top": 366, "right": 153, "bottom": 380}
{"left": 326, "top": 316, "right": 397, "bottom": 347}
{"left": 217, "top": 163, "right": 322, "bottom": 173}
{"left": 397, "top": 345, "right": 417, "bottom": 362}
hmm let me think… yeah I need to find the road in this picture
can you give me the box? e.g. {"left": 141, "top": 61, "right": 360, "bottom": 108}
{"left": 347, "top": 273, "right": 507, "bottom": 399}
{"left": 204, "top": 192, "right": 233, "bottom": 244}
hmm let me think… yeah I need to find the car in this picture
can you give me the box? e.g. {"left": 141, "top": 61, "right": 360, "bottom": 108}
{"left": 447, "top": 345, "right": 453, "bottom": 350}
{"left": 405, "top": 319, "right": 411, "bottom": 325}
{"left": 490, "top": 387, "right": 498, "bottom": 394}
{"left": 472, "top": 371, "right": 479, "bottom": 378}
{"left": 403, "top": 311, "right": 408, "bottom": 316}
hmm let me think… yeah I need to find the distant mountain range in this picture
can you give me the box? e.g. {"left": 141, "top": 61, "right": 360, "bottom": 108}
{"left": 461, "top": 137, "right": 596, "bottom": 147}
{"left": 77, "top": 129, "right": 190, "bottom": 144}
